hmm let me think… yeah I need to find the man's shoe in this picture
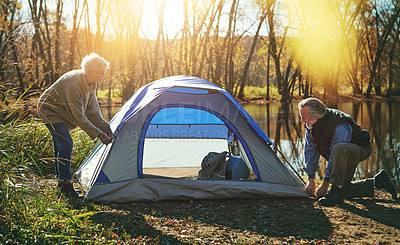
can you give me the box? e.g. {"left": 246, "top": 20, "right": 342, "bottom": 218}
{"left": 58, "top": 182, "right": 81, "bottom": 199}
{"left": 374, "top": 170, "right": 397, "bottom": 199}
{"left": 341, "top": 179, "right": 374, "bottom": 199}
{"left": 318, "top": 185, "right": 344, "bottom": 206}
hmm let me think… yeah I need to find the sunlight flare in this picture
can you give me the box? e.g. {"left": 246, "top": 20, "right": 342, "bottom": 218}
{"left": 287, "top": 0, "right": 348, "bottom": 81}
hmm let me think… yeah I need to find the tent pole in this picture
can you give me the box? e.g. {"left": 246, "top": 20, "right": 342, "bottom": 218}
{"left": 275, "top": 147, "right": 306, "bottom": 186}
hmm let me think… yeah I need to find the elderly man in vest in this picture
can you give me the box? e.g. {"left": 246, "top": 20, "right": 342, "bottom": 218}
{"left": 38, "top": 53, "right": 114, "bottom": 198}
{"left": 298, "top": 97, "right": 397, "bottom": 206}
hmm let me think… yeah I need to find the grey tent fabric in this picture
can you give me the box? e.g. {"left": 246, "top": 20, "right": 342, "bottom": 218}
{"left": 75, "top": 75, "right": 307, "bottom": 202}
{"left": 87, "top": 179, "right": 308, "bottom": 202}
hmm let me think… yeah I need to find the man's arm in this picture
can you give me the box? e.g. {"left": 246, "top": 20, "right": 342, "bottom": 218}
{"left": 303, "top": 128, "right": 320, "bottom": 196}
{"left": 303, "top": 128, "right": 320, "bottom": 179}
{"left": 86, "top": 93, "right": 111, "bottom": 134}
{"left": 66, "top": 88, "right": 103, "bottom": 139}
{"left": 66, "top": 86, "right": 111, "bottom": 144}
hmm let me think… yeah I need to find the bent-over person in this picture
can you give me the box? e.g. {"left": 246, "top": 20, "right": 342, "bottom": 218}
{"left": 298, "top": 97, "right": 397, "bottom": 206}
{"left": 38, "top": 53, "right": 113, "bottom": 198}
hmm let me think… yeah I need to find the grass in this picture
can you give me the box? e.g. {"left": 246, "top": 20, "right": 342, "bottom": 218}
{"left": 242, "top": 85, "right": 280, "bottom": 100}
{"left": 97, "top": 88, "right": 122, "bottom": 101}
{"left": 0, "top": 103, "right": 107, "bottom": 243}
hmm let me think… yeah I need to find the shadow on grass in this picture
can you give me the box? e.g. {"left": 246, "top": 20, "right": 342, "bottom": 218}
{"left": 91, "top": 197, "right": 333, "bottom": 242}
{"left": 88, "top": 211, "right": 188, "bottom": 244}
{"left": 341, "top": 198, "right": 400, "bottom": 229}
{"left": 70, "top": 199, "right": 187, "bottom": 244}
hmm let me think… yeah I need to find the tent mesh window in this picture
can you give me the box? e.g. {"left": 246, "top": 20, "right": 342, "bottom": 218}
{"left": 142, "top": 107, "right": 253, "bottom": 180}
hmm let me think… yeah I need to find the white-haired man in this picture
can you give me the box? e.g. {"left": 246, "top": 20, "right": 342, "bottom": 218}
{"left": 38, "top": 53, "right": 113, "bottom": 198}
{"left": 298, "top": 97, "right": 397, "bottom": 206}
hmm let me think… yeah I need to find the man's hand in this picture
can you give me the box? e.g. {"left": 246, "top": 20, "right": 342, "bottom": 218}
{"left": 305, "top": 178, "right": 316, "bottom": 197}
{"left": 316, "top": 180, "right": 330, "bottom": 199}
{"left": 98, "top": 132, "right": 112, "bottom": 145}
{"left": 104, "top": 125, "right": 114, "bottom": 139}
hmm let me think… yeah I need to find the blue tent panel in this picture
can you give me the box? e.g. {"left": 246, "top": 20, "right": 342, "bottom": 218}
{"left": 150, "top": 107, "right": 225, "bottom": 125}
{"left": 146, "top": 107, "right": 228, "bottom": 139}
{"left": 168, "top": 87, "right": 210, "bottom": 94}
{"left": 95, "top": 170, "right": 110, "bottom": 183}
{"left": 146, "top": 124, "right": 228, "bottom": 139}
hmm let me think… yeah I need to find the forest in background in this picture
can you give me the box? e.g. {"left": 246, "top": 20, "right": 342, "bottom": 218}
{"left": 0, "top": 0, "right": 400, "bottom": 104}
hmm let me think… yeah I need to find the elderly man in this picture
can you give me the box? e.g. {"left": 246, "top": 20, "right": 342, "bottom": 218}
{"left": 38, "top": 53, "right": 113, "bottom": 198}
{"left": 298, "top": 97, "right": 397, "bottom": 206}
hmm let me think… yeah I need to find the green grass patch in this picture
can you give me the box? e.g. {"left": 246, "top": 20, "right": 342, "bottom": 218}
{"left": 97, "top": 88, "right": 122, "bottom": 100}
{"left": 0, "top": 104, "right": 110, "bottom": 244}
{"left": 242, "top": 85, "right": 280, "bottom": 100}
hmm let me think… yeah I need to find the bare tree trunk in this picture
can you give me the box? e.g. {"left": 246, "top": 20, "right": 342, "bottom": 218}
{"left": 347, "top": 38, "right": 363, "bottom": 95}
{"left": 69, "top": 0, "right": 83, "bottom": 70}
{"left": 94, "top": 0, "right": 111, "bottom": 52}
{"left": 224, "top": 0, "right": 239, "bottom": 94}
{"left": 195, "top": 0, "right": 220, "bottom": 78}
{"left": 188, "top": 0, "right": 214, "bottom": 76}
{"left": 41, "top": 2, "right": 55, "bottom": 84}
{"left": 387, "top": 30, "right": 399, "bottom": 97}
{"left": 365, "top": 3, "right": 400, "bottom": 98}
{"left": 1, "top": 1, "right": 24, "bottom": 95}
{"left": 84, "top": 0, "right": 92, "bottom": 51}
{"left": 266, "top": 1, "right": 283, "bottom": 94}
{"left": 237, "top": 8, "right": 267, "bottom": 99}
{"left": 211, "top": 0, "right": 226, "bottom": 87}
{"left": 54, "top": 0, "right": 63, "bottom": 78}
{"left": 153, "top": 0, "right": 166, "bottom": 80}
{"left": 181, "top": 0, "right": 190, "bottom": 75}
{"left": 29, "top": 0, "right": 53, "bottom": 88}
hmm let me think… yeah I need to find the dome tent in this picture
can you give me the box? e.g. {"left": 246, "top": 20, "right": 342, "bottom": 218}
{"left": 76, "top": 75, "right": 307, "bottom": 202}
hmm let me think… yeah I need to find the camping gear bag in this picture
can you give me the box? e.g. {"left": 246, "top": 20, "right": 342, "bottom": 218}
{"left": 198, "top": 151, "right": 228, "bottom": 180}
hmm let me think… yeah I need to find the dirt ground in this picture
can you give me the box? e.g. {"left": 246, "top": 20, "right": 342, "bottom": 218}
{"left": 62, "top": 179, "right": 400, "bottom": 244}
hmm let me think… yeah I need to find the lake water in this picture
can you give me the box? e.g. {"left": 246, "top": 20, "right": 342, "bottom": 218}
{"left": 101, "top": 100, "right": 400, "bottom": 189}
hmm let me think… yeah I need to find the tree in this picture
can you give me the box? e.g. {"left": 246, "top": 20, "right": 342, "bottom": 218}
{"left": 363, "top": 1, "right": 400, "bottom": 98}
{"left": 54, "top": 0, "right": 63, "bottom": 78}
{"left": 237, "top": 6, "right": 267, "bottom": 100}
{"left": 264, "top": 0, "right": 299, "bottom": 102}
{"left": 386, "top": 22, "right": 399, "bottom": 97}
{"left": 0, "top": 0, "right": 23, "bottom": 96}
{"left": 69, "top": 0, "right": 83, "bottom": 70}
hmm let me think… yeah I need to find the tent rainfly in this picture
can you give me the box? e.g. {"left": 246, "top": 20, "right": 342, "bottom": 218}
{"left": 76, "top": 75, "right": 307, "bottom": 202}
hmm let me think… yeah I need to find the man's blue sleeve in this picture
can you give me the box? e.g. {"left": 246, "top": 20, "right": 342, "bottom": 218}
{"left": 324, "top": 123, "right": 352, "bottom": 181}
{"left": 303, "top": 128, "right": 320, "bottom": 179}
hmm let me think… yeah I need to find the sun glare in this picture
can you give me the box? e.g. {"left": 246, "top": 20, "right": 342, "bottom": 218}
{"left": 287, "top": 0, "right": 348, "bottom": 80}
{"left": 140, "top": 0, "right": 185, "bottom": 39}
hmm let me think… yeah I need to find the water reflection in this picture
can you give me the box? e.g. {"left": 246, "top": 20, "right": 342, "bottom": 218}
{"left": 100, "top": 100, "right": 400, "bottom": 189}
